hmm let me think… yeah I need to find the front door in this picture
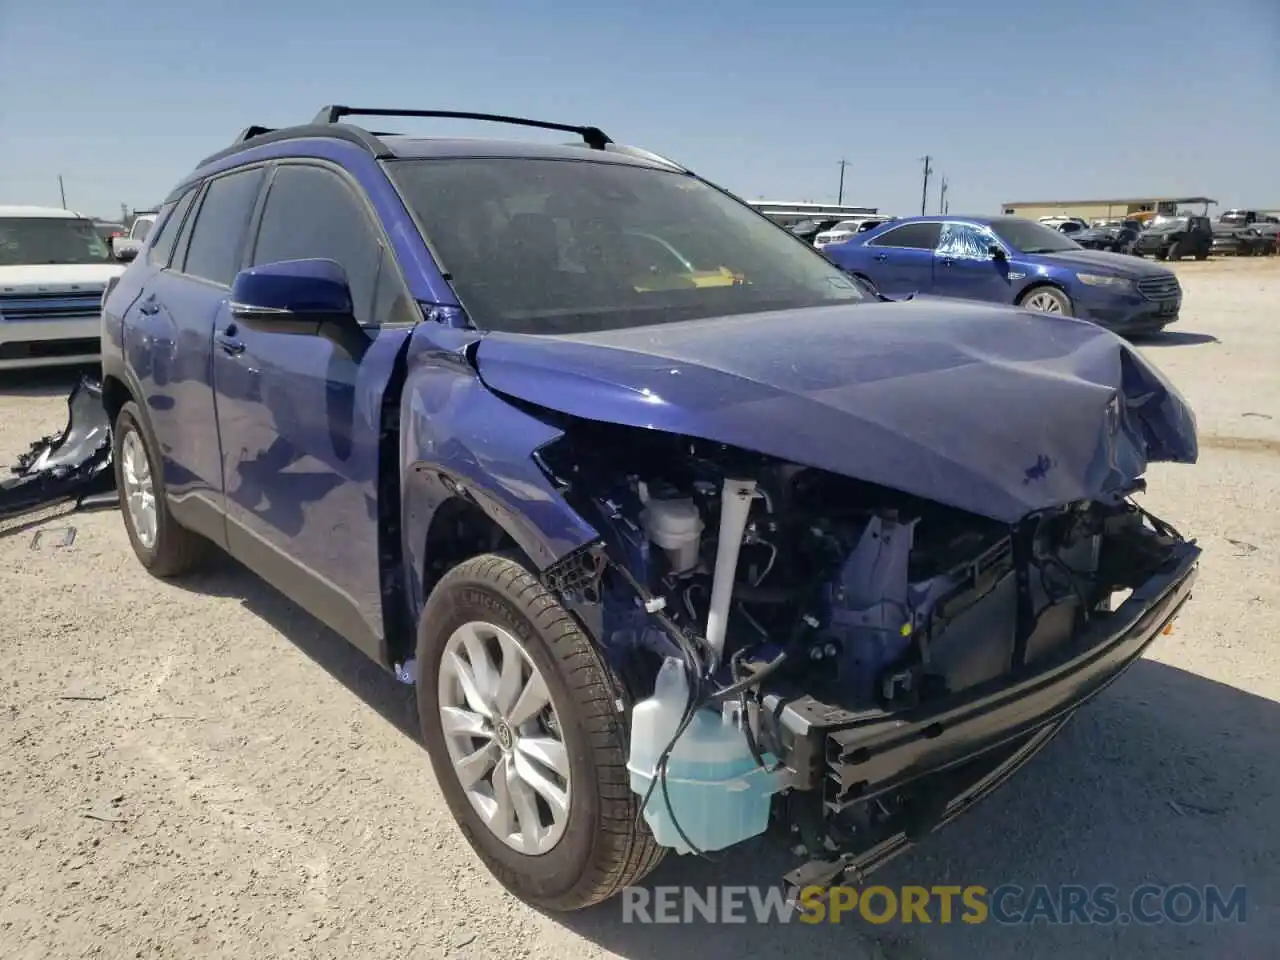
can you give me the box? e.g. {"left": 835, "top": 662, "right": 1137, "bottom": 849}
{"left": 931, "top": 222, "right": 1013, "bottom": 303}
{"left": 211, "top": 160, "right": 419, "bottom": 664}
{"left": 860, "top": 221, "right": 942, "bottom": 297}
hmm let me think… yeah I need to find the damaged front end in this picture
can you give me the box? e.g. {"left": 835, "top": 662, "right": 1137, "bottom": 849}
{"left": 0, "top": 376, "right": 115, "bottom": 529}
{"left": 532, "top": 416, "right": 1199, "bottom": 891}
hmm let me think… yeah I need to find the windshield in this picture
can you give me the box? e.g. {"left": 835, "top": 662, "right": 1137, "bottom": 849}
{"left": 989, "top": 218, "right": 1083, "bottom": 254}
{"left": 0, "top": 217, "right": 113, "bottom": 267}
{"left": 388, "top": 158, "right": 865, "bottom": 335}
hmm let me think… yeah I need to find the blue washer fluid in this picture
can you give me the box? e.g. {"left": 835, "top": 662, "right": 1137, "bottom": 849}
{"left": 627, "top": 657, "right": 786, "bottom": 854}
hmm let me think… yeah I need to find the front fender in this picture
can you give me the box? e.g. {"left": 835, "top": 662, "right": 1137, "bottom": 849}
{"left": 398, "top": 329, "right": 600, "bottom": 621}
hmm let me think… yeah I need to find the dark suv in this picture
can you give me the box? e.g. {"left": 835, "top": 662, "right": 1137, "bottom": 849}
{"left": 98, "top": 106, "right": 1201, "bottom": 911}
{"left": 1134, "top": 215, "right": 1213, "bottom": 261}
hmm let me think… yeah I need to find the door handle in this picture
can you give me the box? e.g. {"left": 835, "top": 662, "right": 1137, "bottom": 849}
{"left": 216, "top": 326, "right": 245, "bottom": 356}
{"left": 874, "top": 253, "right": 889, "bottom": 261}
{"left": 138, "top": 296, "right": 160, "bottom": 316}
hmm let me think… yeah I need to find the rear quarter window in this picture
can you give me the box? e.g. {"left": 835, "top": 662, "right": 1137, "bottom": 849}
{"left": 180, "top": 167, "right": 266, "bottom": 286}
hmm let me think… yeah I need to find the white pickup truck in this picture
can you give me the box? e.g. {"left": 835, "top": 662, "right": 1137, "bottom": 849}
{"left": 0, "top": 205, "right": 127, "bottom": 370}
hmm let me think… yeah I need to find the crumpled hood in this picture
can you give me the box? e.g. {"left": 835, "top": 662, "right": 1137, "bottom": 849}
{"left": 474, "top": 299, "right": 1198, "bottom": 523}
{"left": 1030, "top": 248, "right": 1173, "bottom": 277}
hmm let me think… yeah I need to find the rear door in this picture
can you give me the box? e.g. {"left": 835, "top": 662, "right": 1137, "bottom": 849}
{"left": 123, "top": 167, "right": 265, "bottom": 545}
{"left": 211, "top": 160, "right": 419, "bottom": 663}
{"left": 861, "top": 221, "right": 942, "bottom": 296}
{"left": 932, "top": 222, "right": 1013, "bottom": 303}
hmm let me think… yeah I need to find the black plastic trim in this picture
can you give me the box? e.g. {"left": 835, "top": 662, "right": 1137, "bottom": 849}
{"left": 817, "top": 541, "right": 1200, "bottom": 808}
{"left": 311, "top": 106, "right": 613, "bottom": 150}
{"left": 195, "top": 123, "right": 396, "bottom": 170}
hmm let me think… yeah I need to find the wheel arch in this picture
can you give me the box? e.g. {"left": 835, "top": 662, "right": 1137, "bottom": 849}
{"left": 1014, "top": 278, "right": 1071, "bottom": 307}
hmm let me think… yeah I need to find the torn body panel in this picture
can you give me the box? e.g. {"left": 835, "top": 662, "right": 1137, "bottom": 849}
{"left": 0, "top": 376, "right": 115, "bottom": 525}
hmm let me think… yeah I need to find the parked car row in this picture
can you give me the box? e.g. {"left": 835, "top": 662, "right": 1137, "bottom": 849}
{"left": 1033, "top": 211, "right": 1278, "bottom": 259}
{"left": 2, "top": 106, "right": 1205, "bottom": 913}
{"left": 1211, "top": 220, "right": 1280, "bottom": 256}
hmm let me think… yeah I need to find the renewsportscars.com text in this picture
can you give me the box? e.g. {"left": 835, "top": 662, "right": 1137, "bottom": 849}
{"left": 621, "top": 884, "right": 1247, "bottom": 926}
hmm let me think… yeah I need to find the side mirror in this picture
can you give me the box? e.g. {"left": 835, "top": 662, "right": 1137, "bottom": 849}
{"left": 229, "top": 259, "right": 368, "bottom": 358}
{"left": 988, "top": 244, "right": 1007, "bottom": 260}
{"left": 113, "top": 239, "right": 141, "bottom": 263}
{"left": 230, "top": 258, "right": 354, "bottom": 333}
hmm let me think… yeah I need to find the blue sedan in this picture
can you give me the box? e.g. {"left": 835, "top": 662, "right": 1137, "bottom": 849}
{"left": 823, "top": 215, "right": 1182, "bottom": 336}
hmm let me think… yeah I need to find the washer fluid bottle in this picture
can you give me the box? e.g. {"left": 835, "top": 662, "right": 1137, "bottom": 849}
{"left": 627, "top": 657, "right": 784, "bottom": 854}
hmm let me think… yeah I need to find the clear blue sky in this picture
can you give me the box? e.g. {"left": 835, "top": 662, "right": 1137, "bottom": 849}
{"left": 1, "top": 0, "right": 1276, "bottom": 219}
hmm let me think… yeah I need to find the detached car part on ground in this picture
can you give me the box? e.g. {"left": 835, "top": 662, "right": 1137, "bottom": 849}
{"left": 97, "top": 107, "right": 1201, "bottom": 912}
{"left": 0, "top": 376, "right": 115, "bottom": 528}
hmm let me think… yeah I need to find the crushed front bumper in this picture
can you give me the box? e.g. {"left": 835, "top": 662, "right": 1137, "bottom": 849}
{"left": 771, "top": 539, "right": 1200, "bottom": 889}
{"left": 0, "top": 376, "right": 115, "bottom": 527}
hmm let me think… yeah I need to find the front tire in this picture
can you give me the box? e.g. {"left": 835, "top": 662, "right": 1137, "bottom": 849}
{"left": 1166, "top": 242, "right": 1182, "bottom": 261}
{"left": 416, "top": 553, "right": 664, "bottom": 911}
{"left": 112, "top": 401, "right": 210, "bottom": 577}
{"left": 1018, "top": 285, "right": 1073, "bottom": 316}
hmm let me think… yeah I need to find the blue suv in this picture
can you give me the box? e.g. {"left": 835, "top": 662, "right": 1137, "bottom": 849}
{"left": 824, "top": 215, "right": 1183, "bottom": 336}
{"left": 99, "top": 107, "right": 1200, "bottom": 910}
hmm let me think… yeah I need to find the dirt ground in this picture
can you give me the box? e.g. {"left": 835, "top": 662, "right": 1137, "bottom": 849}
{"left": 1, "top": 258, "right": 1277, "bottom": 960}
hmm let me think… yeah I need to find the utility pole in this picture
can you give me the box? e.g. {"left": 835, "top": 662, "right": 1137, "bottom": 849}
{"left": 837, "top": 159, "right": 850, "bottom": 205}
{"left": 938, "top": 176, "right": 948, "bottom": 215}
{"left": 918, "top": 156, "right": 933, "bottom": 216}
{"left": 58, "top": 175, "right": 67, "bottom": 210}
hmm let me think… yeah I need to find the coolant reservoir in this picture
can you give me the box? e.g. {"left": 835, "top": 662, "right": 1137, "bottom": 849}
{"left": 628, "top": 658, "right": 784, "bottom": 854}
{"left": 640, "top": 497, "right": 704, "bottom": 573}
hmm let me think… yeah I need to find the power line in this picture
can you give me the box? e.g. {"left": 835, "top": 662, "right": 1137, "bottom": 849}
{"left": 918, "top": 156, "right": 933, "bottom": 216}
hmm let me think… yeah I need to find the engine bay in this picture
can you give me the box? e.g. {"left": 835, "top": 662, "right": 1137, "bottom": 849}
{"left": 533, "top": 415, "right": 1192, "bottom": 868}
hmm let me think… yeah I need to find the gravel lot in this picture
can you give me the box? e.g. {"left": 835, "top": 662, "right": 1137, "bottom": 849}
{"left": 2, "top": 258, "right": 1276, "bottom": 960}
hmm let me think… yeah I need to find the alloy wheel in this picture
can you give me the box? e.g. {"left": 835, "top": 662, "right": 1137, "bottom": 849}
{"left": 437, "top": 620, "right": 571, "bottom": 855}
{"left": 1023, "top": 291, "right": 1065, "bottom": 313}
{"left": 120, "top": 429, "right": 158, "bottom": 550}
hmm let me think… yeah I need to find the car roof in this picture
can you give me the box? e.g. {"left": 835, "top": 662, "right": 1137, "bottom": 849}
{"left": 876, "top": 215, "right": 1006, "bottom": 227}
{"left": 0, "top": 205, "right": 89, "bottom": 219}
{"left": 189, "top": 108, "right": 692, "bottom": 182}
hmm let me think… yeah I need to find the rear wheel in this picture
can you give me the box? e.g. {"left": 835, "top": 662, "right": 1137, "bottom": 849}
{"left": 112, "top": 402, "right": 210, "bottom": 577}
{"left": 1018, "top": 285, "right": 1073, "bottom": 316}
{"left": 416, "top": 553, "right": 664, "bottom": 911}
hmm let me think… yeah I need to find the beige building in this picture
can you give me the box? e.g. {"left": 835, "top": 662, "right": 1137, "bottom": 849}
{"left": 1001, "top": 196, "right": 1216, "bottom": 223}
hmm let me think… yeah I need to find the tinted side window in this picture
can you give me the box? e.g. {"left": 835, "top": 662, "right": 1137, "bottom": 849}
{"left": 250, "top": 164, "right": 383, "bottom": 323}
{"left": 868, "top": 222, "right": 942, "bottom": 249}
{"left": 148, "top": 190, "right": 196, "bottom": 267}
{"left": 182, "top": 167, "right": 266, "bottom": 286}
